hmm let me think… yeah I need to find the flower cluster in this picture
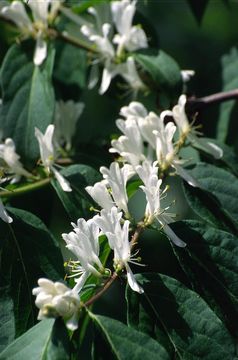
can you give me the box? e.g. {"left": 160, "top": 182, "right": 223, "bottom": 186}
{"left": 32, "top": 94, "right": 223, "bottom": 330}
{"left": 1, "top": 0, "right": 62, "bottom": 65}
{"left": 80, "top": 0, "right": 148, "bottom": 94}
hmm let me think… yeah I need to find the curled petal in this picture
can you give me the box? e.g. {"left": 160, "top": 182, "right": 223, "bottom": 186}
{"left": 162, "top": 223, "right": 186, "bottom": 248}
{"left": 34, "top": 36, "right": 47, "bottom": 66}
{"left": 126, "top": 264, "right": 144, "bottom": 294}
{"left": 52, "top": 167, "right": 72, "bottom": 192}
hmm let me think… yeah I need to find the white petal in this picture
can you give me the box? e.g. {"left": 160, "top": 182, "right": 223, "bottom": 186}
{"left": 0, "top": 199, "right": 13, "bottom": 223}
{"left": 126, "top": 265, "right": 144, "bottom": 294}
{"left": 52, "top": 167, "right": 72, "bottom": 192}
{"left": 190, "top": 135, "right": 223, "bottom": 159}
{"left": 172, "top": 163, "right": 200, "bottom": 188}
{"left": 34, "top": 37, "right": 47, "bottom": 66}
{"left": 65, "top": 312, "right": 79, "bottom": 331}
{"left": 162, "top": 223, "right": 186, "bottom": 248}
{"left": 99, "top": 66, "right": 113, "bottom": 94}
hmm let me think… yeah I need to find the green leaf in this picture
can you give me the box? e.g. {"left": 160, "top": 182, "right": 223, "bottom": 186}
{"left": 183, "top": 182, "right": 232, "bottom": 231}
{"left": 127, "top": 273, "right": 236, "bottom": 359}
{"left": 186, "top": 162, "right": 238, "bottom": 229}
{"left": 54, "top": 43, "right": 86, "bottom": 88}
{"left": 0, "top": 43, "right": 55, "bottom": 165}
{"left": 133, "top": 49, "right": 182, "bottom": 106}
{"left": 217, "top": 47, "right": 238, "bottom": 144}
{"left": 89, "top": 313, "right": 170, "bottom": 360}
{"left": 170, "top": 220, "right": 238, "bottom": 334}
{"left": 186, "top": 0, "right": 210, "bottom": 23}
{"left": 0, "top": 207, "right": 64, "bottom": 337}
{"left": 0, "top": 319, "right": 70, "bottom": 360}
{"left": 51, "top": 164, "right": 101, "bottom": 221}
{"left": 0, "top": 286, "right": 15, "bottom": 352}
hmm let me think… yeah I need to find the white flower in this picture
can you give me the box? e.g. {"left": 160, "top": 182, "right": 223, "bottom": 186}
{"left": 154, "top": 111, "right": 199, "bottom": 187}
{"left": 119, "top": 57, "right": 146, "bottom": 94}
{"left": 54, "top": 100, "right": 84, "bottom": 151}
{"left": 35, "top": 125, "right": 72, "bottom": 192}
{"left": 62, "top": 218, "right": 104, "bottom": 292}
{"left": 136, "top": 161, "right": 186, "bottom": 247}
{"left": 0, "top": 198, "right": 13, "bottom": 223}
{"left": 86, "top": 181, "right": 114, "bottom": 211}
{"left": 100, "top": 162, "right": 135, "bottom": 215}
{"left": 110, "top": 117, "right": 145, "bottom": 166}
{"left": 0, "top": 138, "right": 31, "bottom": 182}
{"left": 120, "top": 101, "right": 148, "bottom": 119}
{"left": 32, "top": 278, "right": 80, "bottom": 331}
{"left": 172, "top": 95, "right": 223, "bottom": 159}
{"left": 1, "top": 0, "right": 62, "bottom": 65}
{"left": 94, "top": 207, "right": 144, "bottom": 293}
{"left": 111, "top": 0, "right": 148, "bottom": 56}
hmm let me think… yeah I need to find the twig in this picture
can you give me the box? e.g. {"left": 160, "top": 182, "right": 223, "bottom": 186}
{"left": 84, "top": 273, "right": 118, "bottom": 308}
{"left": 186, "top": 89, "right": 238, "bottom": 113}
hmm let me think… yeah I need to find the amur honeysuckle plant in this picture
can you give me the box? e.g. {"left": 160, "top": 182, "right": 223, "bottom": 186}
{"left": 1, "top": 1, "right": 238, "bottom": 359}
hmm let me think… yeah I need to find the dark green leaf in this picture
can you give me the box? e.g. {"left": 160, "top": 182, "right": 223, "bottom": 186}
{"left": 186, "top": 162, "right": 238, "bottom": 229}
{"left": 0, "top": 43, "right": 55, "bottom": 165}
{"left": 54, "top": 43, "right": 86, "bottom": 88}
{"left": 0, "top": 286, "right": 15, "bottom": 352}
{"left": 127, "top": 273, "right": 236, "bottom": 359}
{"left": 170, "top": 220, "right": 238, "bottom": 334}
{"left": 89, "top": 313, "right": 170, "bottom": 360}
{"left": 51, "top": 164, "right": 101, "bottom": 221}
{"left": 186, "top": 0, "right": 210, "bottom": 23}
{"left": 0, "top": 319, "right": 70, "bottom": 360}
{"left": 0, "top": 207, "right": 64, "bottom": 337}
{"left": 183, "top": 182, "right": 232, "bottom": 231}
{"left": 133, "top": 49, "right": 182, "bottom": 106}
{"left": 217, "top": 47, "right": 238, "bottom": 145}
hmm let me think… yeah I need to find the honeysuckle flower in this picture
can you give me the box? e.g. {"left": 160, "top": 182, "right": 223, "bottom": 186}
{"left": 86, "top": 181, "right": 114, "bottom": 211}
{"left": 94, "top": 207, "right": 144, "bottom": 293}
{"left": 172, "top": 95, "right": 223, "bottom": 159}
{"left": 0, "top": 198, "right": 13, "bottom": 223}
{"left": 120, "top": 101, "right": 148, "bottom": 119}
{"left": 111, "top": 0, "right": 148, "bottom": 57}
{"left": 0, "top": 138, "right": 31, "bottom": 182}
{"left": 100, "top": 162, "right": 135, "bottom": 215}
{"left": 154, "top": 111, "right": 199, "bottom": 187}
{"left": 136, "top": 161, "right": 186, "bottom": 247}
{"left": 54, "top": 100, "right": 84, "bottom": 151}
{"left": 119, "top": 56, "right": 147, "bottom": 95}
{"left": 35, "top": 125, "right": 72, "bottom": 192}
{"left": 1, "top": 0, "right": 62, "bottom": 65}
{"left": 32, "top": 278, "right": 80, "bottom": 331}
{"left": 110, "top": 117, "right": 145, "bottom": 166}
{"left": 62, "top": 218, "right": 104, "bottom": 292}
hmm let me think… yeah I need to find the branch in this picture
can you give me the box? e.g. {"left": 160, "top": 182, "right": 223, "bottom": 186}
{"left": 84, "top": 273, "right": 118, "bottom": 308}
{"left": 0, "top": 177, "right": 51, "bottom": 198}
{"left": 186, "top": 89, "right": 238, "bottom": 113}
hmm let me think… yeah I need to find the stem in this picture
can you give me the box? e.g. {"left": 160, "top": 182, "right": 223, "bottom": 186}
{"left": 84, "top": 273, "right": 118, "bottom": 308}
{"left": 130, "top": 222, "right": 145, "bottom": 249}
{"left": 186, "top": 89, "right": 238, "bottom": 112}
{"left": 0, "top": 177, "right": 51, "bottom": 198}
{"left": 48, "top": 28, "right": 97, "bottom": 53}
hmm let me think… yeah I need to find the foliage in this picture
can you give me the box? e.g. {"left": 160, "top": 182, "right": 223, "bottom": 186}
{"left": 0, "top": 1, "right": 238, "bottom": 359}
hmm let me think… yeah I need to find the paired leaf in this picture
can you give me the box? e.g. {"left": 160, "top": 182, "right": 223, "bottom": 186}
{"left": 0, "top": 207, "right": 64, "bottom": 337}
{"left": 0, "top": 319, "right": 70, "bottom": 360}
{"left": 51, "top": 164, "right": 101, "bottom": 221}
{"left": 0, "top": 43, "right": 55, "bottom": 165}
{"left": 89, "top": 313, "right": 170, "bottom": 360}
{"left": 127, "top": 273, "right": 236, "bottom": 359}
